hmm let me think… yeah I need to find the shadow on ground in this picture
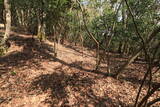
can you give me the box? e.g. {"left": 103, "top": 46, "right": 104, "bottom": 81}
{"left": 0, "top": 34, "right": 110, "bottom": 77}
{"left": 30, "top": 70, "right": 126, "bottom": 106}
{"left": 0, "top": 35, "right": 55, "bottom": 73}
{"left": 0, "top": 33, "right": 157, "bottom": 107}
{"left": 0, "top": 33, "right": 152, "bottom": 86}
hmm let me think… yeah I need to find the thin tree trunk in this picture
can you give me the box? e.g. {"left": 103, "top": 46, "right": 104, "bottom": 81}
{"left": 2, "top": 0, "right": 11, "bottom": 45}
{"left": 16, "top": 9, "right": 22, "bottom": 26}
{"left": 118, "top": 42, "right": 123, "bottom": 54}
{"left": 76, "top": 0, "right": 100, "bottom": 70}
{"left": 37, "top": 11, "right": 46, "bottom": 42}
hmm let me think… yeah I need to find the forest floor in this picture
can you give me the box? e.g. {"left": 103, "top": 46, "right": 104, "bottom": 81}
{"left": 0, "top": 31, "right": 160, "bottom": 107}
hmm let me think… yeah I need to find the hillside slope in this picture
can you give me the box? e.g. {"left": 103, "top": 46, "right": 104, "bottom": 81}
{"left": 0, "top": 32, "right": 159, "bottom": 107}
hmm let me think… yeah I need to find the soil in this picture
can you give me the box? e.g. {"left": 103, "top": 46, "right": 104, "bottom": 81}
{"left": 0, "top": 31, "right": 160, "bottom": 107}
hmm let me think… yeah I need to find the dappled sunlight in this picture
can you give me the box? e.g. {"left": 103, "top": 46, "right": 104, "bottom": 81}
{"left": 1, "top": 0, "right": 160, "bottom": 106}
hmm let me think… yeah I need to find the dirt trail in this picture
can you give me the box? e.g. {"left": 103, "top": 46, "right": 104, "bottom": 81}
{"left": 0, "top": 33, "right": 159, "bottom": 107}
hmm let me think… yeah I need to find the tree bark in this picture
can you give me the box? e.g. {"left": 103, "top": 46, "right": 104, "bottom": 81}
{"left": 2, "top": 0, "right": 11, "bottom": 45}
{"left": 37, "top": 10, "right": 46, "bottom": 41}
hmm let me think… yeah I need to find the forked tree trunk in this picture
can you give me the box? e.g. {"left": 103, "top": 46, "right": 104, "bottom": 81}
{"left": 2, "top": 0, "right": 11, "bottom": 45}
{"left": 76, "top": 0, "right": 100, "bottom": 70}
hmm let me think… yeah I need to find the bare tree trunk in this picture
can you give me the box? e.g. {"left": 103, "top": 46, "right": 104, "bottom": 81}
{"left": 15, "top": 9, "right": 22, "bottom": 26}
{"left": 36, "top": 0, "right": 46, "bottom": 42}
{"left": 80, "top": 34, "right": 84, "bottom": 57}
{"left": 2, "top": 0, "right": 11, "bottom": 45}
{"left": 118, "top": 42, "right": 123, "bottom": 54}
{"left": 37, "top": 11, "right": 46, "bottom": 42}
{"left": 37, "top": 15, "right": 42, "bottom": 34}
{"left": 53, "top": 25, "right": 57, "bottom": 57}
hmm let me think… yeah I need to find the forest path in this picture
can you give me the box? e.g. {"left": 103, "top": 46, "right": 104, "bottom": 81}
{"left": 0, "top": 32, "right": 159, "bottom": 107}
